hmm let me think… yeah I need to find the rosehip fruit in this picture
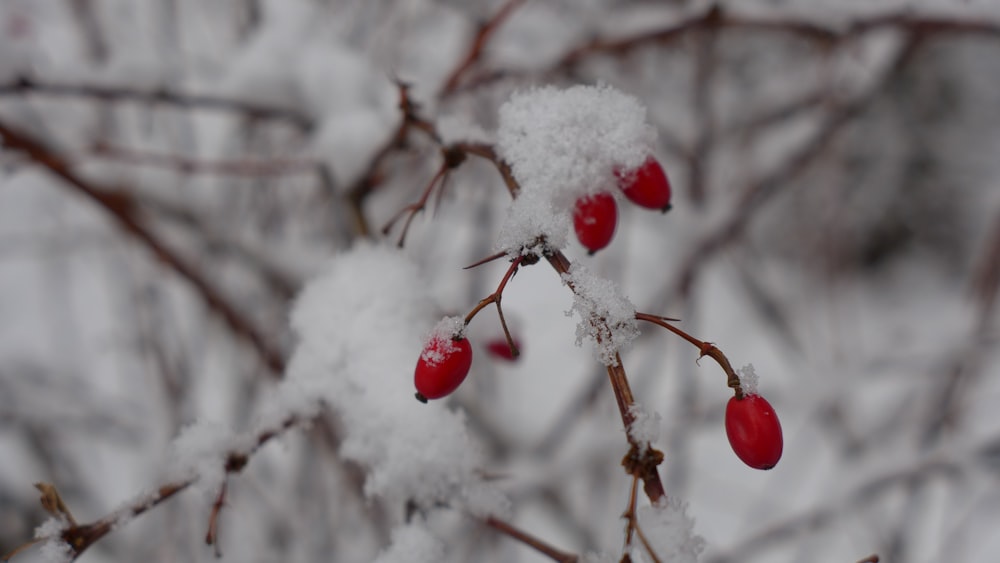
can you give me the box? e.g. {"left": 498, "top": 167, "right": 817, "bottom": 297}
{"left": 573, "top": 192, "right": 617, "bottom": 254}
{"left": 485, "top": 338, "right": 520, "bottom": 362}
{"left": 725, "top": 393, "right": 783, "bottom": 470}
{"left": 617, "top": 156, "right": 672, "bottom": 212}
{"left": 414, "top": 335, "right": 473, "bottom": 402}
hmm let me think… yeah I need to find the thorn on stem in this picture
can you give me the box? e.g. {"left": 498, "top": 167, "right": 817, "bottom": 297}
{"left": 464, "top": 250, "right": 508, "bottom": 269}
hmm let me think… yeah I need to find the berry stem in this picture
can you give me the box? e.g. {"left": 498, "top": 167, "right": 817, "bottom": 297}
{"left": 485, "top": 516, "right": 579, "bottom": 563}
{"left": 635, "top": 312, "right": 744, "bottom": 398}
{"left": 464, "top": 256, "right": 524, "bottom": 357}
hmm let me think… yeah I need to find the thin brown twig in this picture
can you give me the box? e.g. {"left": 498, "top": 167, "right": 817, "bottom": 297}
{"left": 634, "top": 313, "right": 742, "bottom": 397}
{"left": 382, "top": 163, "right": 449, "bottom": 246}
{"left": 205, "top": 479, "right": 228, "bottom": 557}
{"left": 464, "top": 256, "right": 524, "bottom": 358}
{"left": 622, "top": 482, "right": 665, "bottom": 563}
{"left": 129, "top": 192, "right": 301, "bottom": 301}
{"left": 88, "top": 143, "right": 320, "bottom": 177}
{"left": 439, "top": 0, "right": 527, "bottom": 96}
{"left": 556, "top": 7, "right": 1000, "bottom": 70}
{"left": 485, "top": 516, "right": 579, "bottom": 563}
{"left": 668, "top": 33, "right": 924, "bottom": 301}
{"left": 464, "top": 250, "right": 509, "bottom": 270}
{"left": 382, "top": 144, "right": 469, "bottom": 246}
{"left": 0, "top": 120, "right": 287, "bottom": 375}
{"left": 4, "top": 415, "right": 302, "bottom": 561}
{"left": 451, "top": 7, "right": 1000, "bottom": 95}
{"left": 0, "top": 76, "right": 313, "bottom": 130}
{"left": 345, "top": 81, "right": 443, "bottom": 237}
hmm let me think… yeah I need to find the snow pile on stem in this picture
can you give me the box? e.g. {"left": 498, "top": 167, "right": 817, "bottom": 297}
{"left": 285, "top": 242, "right": 507, "bottom": 517}
{"left": 495, "top": 84, "right": 655, "bottom": 254}
{"left": 627, "top": 403, "right": 662, "bottom": 449}
{"left": 372, "top": 523, "right": 445, "bottom": 563}
{"left": 635, "top": 499, "right": 705, "bottom": 563}
{"left": 34, "top": 518, "right": 72, "bottom": 563}
{"left": 562, "top": 264, "right": 639, "bottom": 366}
{"left": 167, "top": 420, "right": 249, "bottom": 498}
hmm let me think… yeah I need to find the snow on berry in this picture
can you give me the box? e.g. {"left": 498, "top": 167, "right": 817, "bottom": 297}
{"left": 286, "top": 242, "right": 508, "bottom": 516}
{"left": 737, "top": 363, "right": 760, "bottom": 396}
{"left": 414, "top": 316, "right": 473, "bottom": 401}
{"left": 419, "top": 316, "right": 467, "bottom": 365}
{"left": 562, "top": 263, "right": 639, "bottom": 366}
{"left": 634, "top": 498, "right": 706, "bottom": 563}
{"left": 495, "top": 84, "right": 655, "bottom": 254}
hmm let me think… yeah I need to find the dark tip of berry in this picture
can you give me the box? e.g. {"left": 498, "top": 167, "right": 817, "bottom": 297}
{"left": 414, "top": 392, "right": 428, "bottom": 404}
{"left": 587, "top": 249, "right": 596, "bottom": 257}
{"left": 660, "top": 203, "right": 673, "bottom": 214}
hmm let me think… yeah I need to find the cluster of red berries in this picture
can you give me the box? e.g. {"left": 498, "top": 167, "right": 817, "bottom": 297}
{"left": 573, "top": 156, "right": 672, "bottom": 254}
{"left": 725, "top": 393, "right": 783, "bottom": 470}
{"left": 412, "top": 151, "right": 782, "bottom": 472}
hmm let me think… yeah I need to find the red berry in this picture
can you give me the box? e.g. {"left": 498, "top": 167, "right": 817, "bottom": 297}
{"left": 573, "top": 192, "right": 617, "bottom": 254}
{"left": 414, "top": 336, "right": 473, "bottom": 402}
{"left": 617, "top": 156, "right": 672, "bottom": 212}
{"left": 485, "top": 338, "right": 520, "bottom": 362}
{"left": 725, "top": 393, "right": 783, "bottom": 470}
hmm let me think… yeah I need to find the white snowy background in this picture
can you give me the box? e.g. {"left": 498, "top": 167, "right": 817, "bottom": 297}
{"left": 2, "top": 1, "right": 1000, "bottom": 562}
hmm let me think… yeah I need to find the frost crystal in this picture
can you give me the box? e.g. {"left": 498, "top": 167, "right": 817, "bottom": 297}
{"left": 495, "top": 84, "right": 655, "bottom": 253}
{"left": 562, "top": 264, "right": 639, "bottom": 366}
{"left": 635, "top": 499, "right": 705, "bottom": 563}
{"left": 738, "top": 364, "right": 760, "bottom": 396}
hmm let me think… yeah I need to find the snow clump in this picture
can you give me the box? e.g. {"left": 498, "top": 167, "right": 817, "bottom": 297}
{"left": 285, "top": 242, "right": 508, "bottom": 517}
{"left": 634, "top": 498, "right": 705, "bottom": 563}
{"left": 420, "top": 316, "right": 467, "bottom": 365}
{"left": 627, "top": 403, "right": 662, "bottom": 450}
{"left": 562, "top": 263, "right": 640, "bottom": 366}
{"left": 371, "top": 523, "right": 445, "bottom": 563}
{"left": 738, "top": 363, "right": 760, "bottom": 396}
{"left": 495, "top": 84, "right": 655, "bottom": 254}
{"left": 34, "top": 517, "right": 72, "bottom": 563}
